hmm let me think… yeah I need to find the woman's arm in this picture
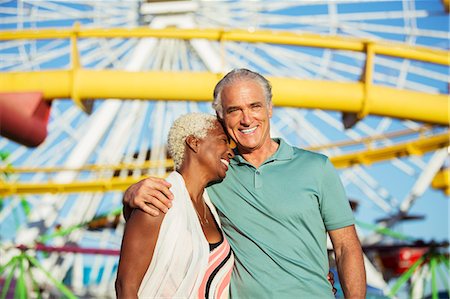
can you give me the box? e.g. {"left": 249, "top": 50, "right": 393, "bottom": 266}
{"left": 115, "top": 208, "right": 165, "bottom": 298}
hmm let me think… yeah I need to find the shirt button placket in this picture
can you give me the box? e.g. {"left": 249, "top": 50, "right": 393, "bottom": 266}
{"left": 254, "top": 170, "right": 262, "bottom": 189}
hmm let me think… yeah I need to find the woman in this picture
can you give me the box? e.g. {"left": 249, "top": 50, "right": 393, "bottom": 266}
{"left": 115, "top": 113, "right": 235, "bottom": 299}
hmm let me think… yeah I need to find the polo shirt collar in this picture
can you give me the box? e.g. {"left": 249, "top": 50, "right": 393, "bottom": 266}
{"left": 230, "top": 138, "right": 294, "bottom": 166}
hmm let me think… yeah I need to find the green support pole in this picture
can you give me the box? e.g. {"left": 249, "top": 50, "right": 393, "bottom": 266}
{"left": 25, "top": 254, "right": 77, "bottom": 299}
{"left": 15, "top": 254, "right": 27, "bottom": 299}
{"left": 0, "top": 255, "right": 18, "bottom": 275}
{"left": 356, "top": 220, "right": 415, "bottom": 241}
{"left": 430, "top": 256, "right": 438, "bottom": 299}
{"left": 388, "top": 255, "right": 426, "bottom": 297}
{"left": 1, "top": 258, "right": 18, "bottom": 299}
{"left": 20, "top": 197, "right": 31, "bottom": 217}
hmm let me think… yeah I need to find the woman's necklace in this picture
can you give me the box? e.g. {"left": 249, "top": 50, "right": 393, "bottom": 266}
{"left": 195, "top": 200, "right": 209, "bottom": 226}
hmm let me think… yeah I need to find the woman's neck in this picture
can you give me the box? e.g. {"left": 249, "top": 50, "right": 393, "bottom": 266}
{"left": 178, "top": 162, "right": 209, "bottom": 203}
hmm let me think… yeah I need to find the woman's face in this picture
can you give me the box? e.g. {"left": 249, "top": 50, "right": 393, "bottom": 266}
{"left": 197, "top": 121, "right": 234, "bottom": 181}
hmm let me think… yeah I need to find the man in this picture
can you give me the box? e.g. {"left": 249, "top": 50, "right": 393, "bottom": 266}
{"left": 124, "top": 69, "right": 366, "bottom": 298}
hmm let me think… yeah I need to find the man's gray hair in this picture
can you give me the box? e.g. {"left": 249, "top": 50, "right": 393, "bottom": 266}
{"left": 212, "top": 68, "right": 272, "bottom": 118}
{"left": 167, "top": 113, "right": 218, "bottom": 170}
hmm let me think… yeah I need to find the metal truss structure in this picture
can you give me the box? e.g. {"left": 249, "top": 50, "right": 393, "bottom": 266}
{"left": 0, "top": 0, "right": 449, "bottom": 298}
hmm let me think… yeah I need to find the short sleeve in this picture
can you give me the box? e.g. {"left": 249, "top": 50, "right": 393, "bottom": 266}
{"left": 319, "top": 158, "right": 355, "bottom": 231}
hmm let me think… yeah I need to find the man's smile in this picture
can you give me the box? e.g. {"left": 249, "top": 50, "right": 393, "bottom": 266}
{"left": 239, "top": 126, "right": 258, "bottom": 134}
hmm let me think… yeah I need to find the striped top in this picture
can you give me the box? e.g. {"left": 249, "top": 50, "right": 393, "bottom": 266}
{"left": 197, "top": 235, "right": 234, "bottom": 299}
{"left": 136, "top": 172, "right": 233, "bottom": 299}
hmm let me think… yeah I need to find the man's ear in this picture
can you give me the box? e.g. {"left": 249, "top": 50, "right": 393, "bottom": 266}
{"left": 268, "top": 102, "right": 273, "bottom": 118}
{"left": 185, "top": 135, "right": 199, "bottom": 153}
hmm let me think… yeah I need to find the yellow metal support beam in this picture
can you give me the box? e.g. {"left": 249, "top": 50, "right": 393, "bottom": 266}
{"left": 0, "top": 160, "right": 174, "bottom": 174}
{"left": 330, "top": 132, "right": 449, "bottom": 168}
{"left": 432, "top": 168, "right": 449, "bottom": 195}
{"left": 0, "top": 70, "right": 448, "bottom": 125}
{"left": 1, "top": 28, "right": 448, "bottom": 65}
{"left": 0, "top": 132, "right": 447, "bottom": 196}
{"left": 0, "top": 176, "right": 149, "bottom": 196}
{"left": 359, "top": 42, "right": 374, "bottom": 119}
{"left": 308, "top": 126, "right": 433, "bottom": 151}
{"left": 70, "top": 22, "right": 86, "bottom": 112}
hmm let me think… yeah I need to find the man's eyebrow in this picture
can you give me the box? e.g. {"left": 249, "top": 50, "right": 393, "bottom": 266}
{"left": 226, "top": 105, "right": 240, "bottom": 111}
{"left": 228, "top": 100, "right": 263, "bottom": 108}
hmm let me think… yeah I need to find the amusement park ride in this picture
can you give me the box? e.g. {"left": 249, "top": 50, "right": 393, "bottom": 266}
{"left": 0, "top": 0, "right": 449, "bottom": 298}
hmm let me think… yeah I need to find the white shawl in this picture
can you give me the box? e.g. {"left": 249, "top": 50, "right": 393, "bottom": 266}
{"left": 137, "top": 171, "right": 221, "bottom": 299}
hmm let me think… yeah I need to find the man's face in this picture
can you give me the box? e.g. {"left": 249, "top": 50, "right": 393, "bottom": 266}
{"left": 220, "top": 79, "right": 273, "bottom": 154}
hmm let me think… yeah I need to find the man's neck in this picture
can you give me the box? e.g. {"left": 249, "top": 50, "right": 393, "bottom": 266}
{"left": 239, "top": 139, "right": 279, "bottom": 168}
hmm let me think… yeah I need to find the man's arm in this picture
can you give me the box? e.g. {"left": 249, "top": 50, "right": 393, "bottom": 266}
{"left": 328, "top": 225, "right": 366, "bottom": 299}
{"left": 122, "top": 177, "right": 174, "bottom": 220}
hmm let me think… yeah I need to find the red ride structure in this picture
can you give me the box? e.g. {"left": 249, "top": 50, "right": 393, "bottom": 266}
{"left": 0, "top": 92, "right": 51, "bottom": 147}
{"left": 378, "top": 247, "right": 428, "bottom": 277}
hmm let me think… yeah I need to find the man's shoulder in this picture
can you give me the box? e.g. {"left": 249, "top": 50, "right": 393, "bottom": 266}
{"left": 291, "top": 145, "right": 328, "bottom": 164}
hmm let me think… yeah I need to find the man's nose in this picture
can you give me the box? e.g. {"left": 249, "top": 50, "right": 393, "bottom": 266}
{"left": 240, "top": 109, "right": 252, "bottom": 125}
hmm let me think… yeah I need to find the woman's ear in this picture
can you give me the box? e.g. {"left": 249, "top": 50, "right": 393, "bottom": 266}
{"left": 185, "top": 135, "right": 199, "bottom": 153}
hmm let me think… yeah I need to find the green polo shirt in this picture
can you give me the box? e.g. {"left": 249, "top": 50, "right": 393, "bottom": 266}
{"left": 207, "top": 138, "right": 354, "bottom": 298}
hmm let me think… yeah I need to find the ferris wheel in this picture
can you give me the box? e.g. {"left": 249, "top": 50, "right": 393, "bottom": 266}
{"left": 0, "top": 0, "right": 449, "bottom": 298}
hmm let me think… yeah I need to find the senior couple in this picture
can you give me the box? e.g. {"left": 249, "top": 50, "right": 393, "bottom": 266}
{"left": 115, "top": 69, "right": 366, "bottom": 298}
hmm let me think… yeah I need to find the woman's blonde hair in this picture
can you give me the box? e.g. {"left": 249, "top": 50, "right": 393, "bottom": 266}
{"left": 167, "top": 113, "right": 217, "bottom": 170}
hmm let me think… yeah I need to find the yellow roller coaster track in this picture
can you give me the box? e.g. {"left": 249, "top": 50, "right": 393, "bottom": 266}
{"left": 1, "top": 27, "right": 448, "bottom": 65}
{"left": 432, "top": 168, "right": 449, "bottom": 195}
{"left": 0, "top": 131, "right": 447, "bottom": 196}
{"left": 0, "top": 27, "right": 449, "bottom": 124}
